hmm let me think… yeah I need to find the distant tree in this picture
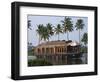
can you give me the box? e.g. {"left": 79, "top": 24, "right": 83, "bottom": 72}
{"left": 28, "top": 42, "right": 33, "bottom": 56}
{"left": 28, "top": 20, "right": 32, "bottom": 30}
{"left": 28, "top": 42, "right": 32, "bottom": 46}
{"left": 61, "top": 17, "right": 73, "bottom": 40}
{"left": 55, "top": 24, "right": 62, "bottom": 40}
{"left": 81, "top": 33, "right": 88, "bottom": 46}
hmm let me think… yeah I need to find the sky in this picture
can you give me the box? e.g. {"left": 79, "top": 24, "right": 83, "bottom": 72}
{"left": 27, "top": 15, "right": 88, "bottom": 46}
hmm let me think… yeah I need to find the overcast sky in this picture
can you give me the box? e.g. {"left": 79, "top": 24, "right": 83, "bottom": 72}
{"left": 27, "top": 15, "right": 88, "bottom": 46}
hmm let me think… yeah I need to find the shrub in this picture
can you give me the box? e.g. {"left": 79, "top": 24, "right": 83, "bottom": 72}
{"left": 28, "top": 59, "right": 52, "bottom": 66}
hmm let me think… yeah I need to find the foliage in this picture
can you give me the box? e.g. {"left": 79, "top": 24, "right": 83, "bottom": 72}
{"left": 40, "top": 26, "right": 50, "bottom": 41}
{"left": 81, "top": 33, "right": 88, "bottom": 46}
{"left": 28, "top": 49, "right": 34, "bottom": 56}
{"left": 36, "top": 24, "right": 54, "bottom": 42}
{"left": 55, "top": 24, "right": 63, "bottom": 40}
{"left": 75, "top": 19, "right": 84, "bottom": 30}
{"left": 61, "top": 17, "right": 73, "bottom": 40}
{"left": 80, "top": 46, "right": 88, "bottom": 53}
{"left": 28, "top": 59, "right": 52, "bottom": 66}
{"left": 75, "top": 19, "right": 85, "bottom": 44}
{"left": 46, "top": 23, "right": 54, "bottom": 36}
{"left": 28, "top": 20, "right": 32, "bottom": 30}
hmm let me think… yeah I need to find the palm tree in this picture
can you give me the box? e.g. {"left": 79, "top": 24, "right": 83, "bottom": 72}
{"left": 28, "top": 20, "right": 32, "bottom": 30}
{"left": 41, "top": 26, "right": 50, "bottom": 42}
{"left": 46, "top": 23, "right": 54, "bottom": 41}
{"left": 55, "top": 24, "right": 62, "bottom": 40}
{"left": 36, "top": 24, "right": 44, "bottom": 44}
{"left": 81, "top": 33, "right": 88, "bottom": 46}
{"left": 75, "top": 19, "right": 84, "bottom": 44}
{"left": 61, "top": 17, "right": 73, "bottom": 40}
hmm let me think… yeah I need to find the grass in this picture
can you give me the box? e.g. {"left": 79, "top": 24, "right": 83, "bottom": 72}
{"left": 28, "top": 59, "right": 52, "bottom": 66}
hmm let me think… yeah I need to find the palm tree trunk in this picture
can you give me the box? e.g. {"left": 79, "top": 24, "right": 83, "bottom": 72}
{"left": 58, "top": 33, "right": 59, "bottom": 40}
{"left": 79, "top": 29, "right": 80, "bottom": 52}
{"left": 38, "top": 35, "right": 40, "bottom": 44}
{"left": 79, "top": 29, "right": 80, "bottom": 44}
{"left": 67, "top": 31, "right": 69, "bottom": 41}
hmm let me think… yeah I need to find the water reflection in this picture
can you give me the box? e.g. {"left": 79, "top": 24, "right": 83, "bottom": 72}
{"left": 28, "top": 53, "right": 87, "bottom": 65}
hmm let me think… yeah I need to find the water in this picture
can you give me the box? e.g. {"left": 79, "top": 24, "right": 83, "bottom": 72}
{"left": 28, "top": 53, "right": 87, "bottom": 65}
{"left": 28, "top": 56, "right": 37, "bottom": 60}
{"left": 67, "top": 53, "right": 87, "bottom": 65}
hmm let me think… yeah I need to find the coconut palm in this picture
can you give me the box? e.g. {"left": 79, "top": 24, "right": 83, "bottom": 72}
{"left": 81, "top": 33, "right": 88, "bottom": 46}
{"left": 55, "top": 24, "right": 62, "bottom": 40}
{"left": 75, "top": 19, "right": 84, "bottom": 44}
{"left": 41, "top": 26, "right": 50, "bottom": 42}
{"left": 46, "top": 23, "right": 54, "bottom": 41}
{"left": 36, "top": 24, "right": 44, "bottom": 44}
{"left": 61, "top": 17, "right": 73, "bottom": 40}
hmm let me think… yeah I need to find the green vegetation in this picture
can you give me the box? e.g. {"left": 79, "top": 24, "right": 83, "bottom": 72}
{"left": 46, "top": 23, "right": 54, "bottom": 39}
{"left": 75, "top": 19, "right": 84, "bottom": 44}
{"left": 36, "top": 24, "right": 54, "bottom": 43}
{"left": 61, "top": 17, "right": 73, "bottom": 40}
{"left": 28, "top": 42, "right": 34, "bottom": 56}
{"left": 36, "top": 24, "right": 44, "bottom": 44}
{"left": 81, "top": 33, "right": 88, "bottom": 46}
{"left": 80, "top": 46, "right": 88, "bottom": 53}
{"left": 55, "top": 24, "right": 63, "bottom": 40}
{"left": 28, "top": 49, "right": 34, "bottom": 56}
{"left": 28, "top": 59, "right": 52, "bottom": 66}
{"left": 81, "top": 33, "right": 88, "bottom": 53}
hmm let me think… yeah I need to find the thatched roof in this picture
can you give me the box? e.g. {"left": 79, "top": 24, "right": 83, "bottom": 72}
{"left": 67, "top": 41, "right": 80, "bottom": 46}
{"left": 36, "top": 40, "right": 79, "bottom": 47}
